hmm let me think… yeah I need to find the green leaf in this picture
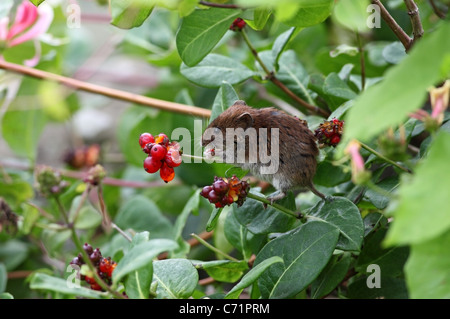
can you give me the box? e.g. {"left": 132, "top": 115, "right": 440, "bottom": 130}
{"left": 180, "top": 54, "right": 256, "bottom": 88}
{"left": 0, "top": 293, "right": 13, "bottom": 299}
{"left": 176, "top": 8, "right": 241, "bottom": 66}
{"left": 0, "top": 240, "right": 29, "bottom": 271}
{"left": 210, "top": 82, "right": 240, "bottom": 123}
{"left": 2, "top": 108, "right": 47, "bottom": 162}
{"left": 173, "top": 189, "right": 200, "bottom": 240}
{"left": 307, "top": 197, "right": 364, "bottom": 251}
{"left": 30, "top": 273, "right": 103, "bottom": 299}
{"left": 314, "top": 157, "right": 351, "bottom": 187}
{"left": 255, "top": 221, "right": 339, "bottom": 299}
{"left": 246, "top": 8, "right": 272, "bottom": 30}
{"left": 283, "top": 0, "right": 333, "bottom": 27}
{"left": 385, "top": 131, "right": 450, "bottom": 246}
{"left": 196, "top": 260, "right": 249, "bottom": 283}
{"left": 272, "top": 28, "right": 298, "bottom": 70}
{"left": 342, "top": 22, "right": 450, "bottom": 144}
{"left": 233, "top": 190, "right": 296, "bottom": 235}
{"left": 347, "top": 276, "right": 408, "bottom": 299}
{"left": 152, "top": 259, "right": 198, "bottom": 299}
{"left": 333, "top": 0, "right": 370, "bottom": 32}
{"left": 20, "top": 204, "right": 40, "bottom": 235}
{"left": 114, "top": 195, "right": 173, "bottom": 238}
{"left": 382, "top": 41, "right": 407, "bottom": 65}
{"left": 69, "top": 197, "right": 102, "bottom": 230}
{"left": 323, "top": 72, "right": 357, "bottom": 109}
{"left": 224, "top": 211, "right": 265, "bottom": 261}
{"left": 110, "top": 0, "right": 154, "bottom": 29}
{"left": 0, "top": 176, "right": 33, "bottom": 208}
{"left": 276, "top": 50, "right": 315, "bottom": 105}
{"left": 310, "top": 253, "right": 352, "bottom": 299}
{"left": 29, "top": 0, "right": 45, "bottom": 6}
{"left": 206, "top": 207, "right": 223, "bottom": 232}
{"left": 125, "top": 266, "right": 152, "bottom": 299}
{"left": 112, "top": 239, "right": 178, "bottom": 283}
{"left": 225, "top": 256, "right": 283, "bottom": 299}
{"left": 0, "top": 263, "right": 6, "bottom": 294}
{"left": 363, "top": 176, "right": 399, "bottom": 210}
{"left": 405, "top": 229, "right": 450, "bottom": 298}
{"left": 356, "top": 228, "right": 409, "bottom": 277}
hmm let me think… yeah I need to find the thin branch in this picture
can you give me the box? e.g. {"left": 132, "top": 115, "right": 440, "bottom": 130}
{"left": 240, "top": 29, "right": 330, "bottom": 118}
{"left": 404, "top": 0, "right": 424, "bottom": 44}
{"left": 359, "top": 141, "right": 413, "bottom": 174}
{"left": 199, "top": 1, "right": 241, "bottom": 9}
{"left": 356, "top": 32, "right": 366, "bottom": 91}
{"left": 428, "top": 0, "right": 446, "bottom": 19}
{"left": 0, "top": 60, "right": 211, "bottom": 119}
{"left": 371, "top": 0, "right": 412, "bottom": 50}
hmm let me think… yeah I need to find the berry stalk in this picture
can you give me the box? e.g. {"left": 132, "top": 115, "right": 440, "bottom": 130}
{"left": 246, "top": 192, "right": 303, "bottom": 219}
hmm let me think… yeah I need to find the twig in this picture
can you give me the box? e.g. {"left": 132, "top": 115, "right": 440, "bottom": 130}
{"left": 404, "top": 0, "right": 424, "bottom": 44}
{"left": 240, "top": 29, "right": 330, "bottom": 118}
{"left": 191, "top": 233, "right": 240, "bottom": 262}
{"left": 246, "top": 192, "right": 302, "bottom": 219}
{"left": 356, "top": 32, "right": 366, "bottom": 91}
{"left": 199, "top": 1, "right": 241, "bottom": 9}
{"left": 359, "top": 142, "right": 413, "bottom": 174}
{"left": 428, "top": 0, "right": 446, "bottom": 19}
{"left": 371, "top": 0, "right": 412, "bottom": 50}
{"left": 0, "top": 60, "right": 211, "bottom": 119}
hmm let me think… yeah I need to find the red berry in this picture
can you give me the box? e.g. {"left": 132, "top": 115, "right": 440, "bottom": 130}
{"left": 201, "top": 186, "right": 213, "bottom": 198}
{"left": 330, "top": 135, "right": 341, "bottom": 146}
{"left": 144, "top": 156, "right": 162, "bottom": 174}
{"left": 230, "top": 18, "right": 246, "bottom": 31}
{"left": 139, "top": 133, "right": 154, "bottom": 149}
{"left": 165, "top": 148, "right": 182, "bottom": 167}
{"left": 208, "top": 190, "right": 220, "bottom": 203}
{"left": 143, "top": 143, "right": 154, "bottom": 154}
{"left": 215, "top": 202, "right": 224, "bottom": 208}
{"left": 151, "top": 144, "right": 167, "bottom": 161}
{"left": 155, "top": 133, "right": 169, "bottom": 146}
{"left": 90, "top": 282, "right": 102, "bottom": 291}
{"left": 160, "top": 162, "right": 175, "bottom": 183}
{"left": 99, "top": 258, "right": 110, "bottom": 274}
{"left": 213, "top": 179, "right": 229, "bottom": 195}
{"left": 85, "top": 276, "right": 96, "bottom": 284}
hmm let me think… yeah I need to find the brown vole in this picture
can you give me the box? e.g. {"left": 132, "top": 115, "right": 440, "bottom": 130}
{"left": 201, "top": 100, "right": 325, "bottom": 202}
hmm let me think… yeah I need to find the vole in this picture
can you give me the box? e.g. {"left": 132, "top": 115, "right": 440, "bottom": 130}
{"left": 201, "top": 100, "right": 325, "bottom": 202}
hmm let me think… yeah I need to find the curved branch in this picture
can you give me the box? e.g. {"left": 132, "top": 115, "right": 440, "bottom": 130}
{"left": 0, "top": 60, "right": 211, "bottom": 119}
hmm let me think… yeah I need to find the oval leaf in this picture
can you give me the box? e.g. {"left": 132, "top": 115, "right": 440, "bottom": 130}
{"left": 180, "top": 54, "right": 256, "bottom": 88}
{"left": 307, "top": 197, "right": 364, "bottom": 251}
{"left": 113, "top": 239, "right": 178, "bottom": 283}
{"left": 152, "top": 259, "right": 198, "bottom": 299}
{"left": 255, "top": 221, "right": 339, "bottom": 299}
{"left": 176, "top": 8, "right": 241, "bottom": 66}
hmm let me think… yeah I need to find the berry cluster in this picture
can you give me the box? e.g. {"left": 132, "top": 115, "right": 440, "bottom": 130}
{"left": 63, "top": 144, "right": 100, "bottom": 169}
{"left": 139, "top": 132, "right": 182, "bottom": 183}
{"left": 69, "top": 243, "right": 117, "bottom": 291}
{"left": 314, "top": 118, "right": 344, "bottom": 147}
{"left": 35, "top": 166, "right": 69, "bottom": 197}
{"left": 230, "top": 18, "right": 246, "bottom": 31}
{"left": 201, "top": 176, "right": 250, "bottom": 208}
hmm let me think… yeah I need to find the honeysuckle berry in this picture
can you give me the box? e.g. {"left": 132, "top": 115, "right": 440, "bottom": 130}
{"left": 151, "top": 144, "right": 167, "bottom": 161}
{"left": 201, "top": 176, "right": 250, "bottom": 208}
{"left": 314, "top": 118, "right": 344, "bottom": 147}
{"left": 165, "top": 148, "right": 182, "bottom": 167}
{"left": 230, "top": 18, "right": 246, "bottom": 31}
{"left": 144, "top": 156, "right": 162, "bottom": 174}
{"left": 139, "top": 133, "right": 155, "bottom": 149}
{"left": 160, "top": 162, "right": 175, "bottom": 183}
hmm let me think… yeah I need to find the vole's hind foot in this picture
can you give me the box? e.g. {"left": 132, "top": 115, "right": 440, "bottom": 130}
{"left": 267, "top": 191, "right": 286, "bottom": 205}
{"left": 308, "top": 184, "right": 327, "bottom": 201}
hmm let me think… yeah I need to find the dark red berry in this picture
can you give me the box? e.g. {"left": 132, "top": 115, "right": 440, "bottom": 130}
{"left": 330, "top": 135, "right": 341, "bottom": 146}
{"left": 83, "top": 243, "right": 93, "bottom": 255}
{"left": 89, "top": 248, "right": 102, "bottom": 264}
{"left": 70, "top": 257, "right": 82, "bottom": 267}
{"left": 90, "top": 282, "right": 102, "bottom": 291}
{"left": 230, "top": 18, "right": 246, "bottom": 31}
{"left": 155, "top": 133, "right": 169, "bottom": 146}
{"left": 151, "top": 144, "right": 167, "bottom": 161}
{"left": 208, "top": 190, "right": 220, "bottom": 203}
{"left": 213, "top": 179, "right": 229, "bottom": 195}
{"left": 201, "top": 186, "right": 213, "bottom": 198}
{"left": 143, "top": 143, "right": 154, "bottom": 154}
{"left": 139, "top": 133, "right": 154, "bottom": 149}
{"left": 144, "top": 156, "right": 162, "bottom": 174}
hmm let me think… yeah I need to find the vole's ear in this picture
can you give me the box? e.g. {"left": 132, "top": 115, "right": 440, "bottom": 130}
{"left": 236, "top": 112, "right": 253, "bottom": 129}
{"left": 232, "top": 100, "right": 247, "bottom": 107}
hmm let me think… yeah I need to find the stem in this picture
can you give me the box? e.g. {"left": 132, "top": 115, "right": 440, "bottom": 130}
{"left": 371, "top": 0, "right": 412, "bottom": 50}
{"left": 359, "top": 142, "right": 413, "bottom": 174}
{"left": 404, "top": 0, "right": 424, "bottom": 45}
{"left": 428, "top": 0, "right": 446, "bottom": 19}
{"left": 112, "top": 223, "right": 132, "bottom": 242}
{"left": 199, "top": 1, "right": 241, "bottom": 9}
{"left": 97, "top": 185, "right": 111, "bottom": 232}
{"left": 191, "top": 233, "right": 239, "bottom": 262}
{"left": 54, "top": 197, "right": 70, "bottom": 225}
{"left": 240, "top": 29, "right": 330, "bottom": 118}
{"left": 356, "top": 32, "right": 366, "bottom": 91}
{"left": 0, "top": 60, "right": 211, "bottom": 119}
{"left": 246, "top": 192, "right": 302, "bottom": 219}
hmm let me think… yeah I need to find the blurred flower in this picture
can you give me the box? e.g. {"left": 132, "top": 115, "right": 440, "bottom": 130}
{"left": 0, "top": 1, "right": 54, "bottom": 67}
{"left": 345, "top": 140, "right": 371, "bottom": 185}
{"left": 410, "top": 80, "right": 450, "bottom": 132}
